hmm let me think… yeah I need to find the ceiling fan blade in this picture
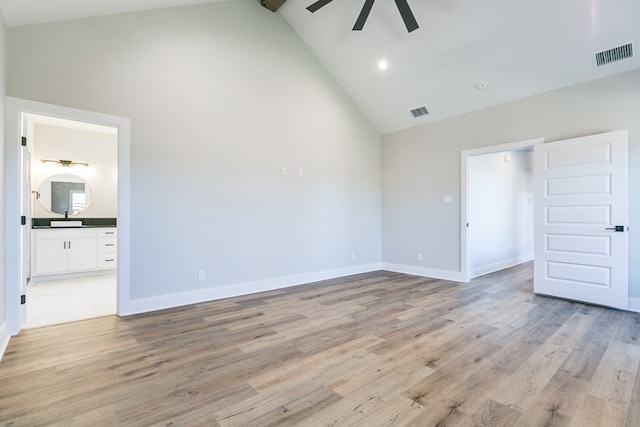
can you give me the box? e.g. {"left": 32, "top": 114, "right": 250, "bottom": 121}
{"left": 353, "top": 0, "right": 375, "bottom": 31}
{"left": 307, "top": 0, "right": 335, "bottom": 13}
{"left": 394, "top": 0, "right": 419, "bottom": 33}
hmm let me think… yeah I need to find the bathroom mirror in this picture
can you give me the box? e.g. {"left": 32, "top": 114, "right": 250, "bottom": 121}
{"left": 38, "top": 174, "right": 92, "bottom": 216}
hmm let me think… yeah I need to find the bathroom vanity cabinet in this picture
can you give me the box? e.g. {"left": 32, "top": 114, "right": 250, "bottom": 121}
{"left": 32, "top": 227, "right": 117, "bottom": 277}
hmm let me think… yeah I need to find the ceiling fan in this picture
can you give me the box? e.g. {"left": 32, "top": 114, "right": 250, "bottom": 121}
{"left": 307, "top": 0, "right": 419, "bottom": 33}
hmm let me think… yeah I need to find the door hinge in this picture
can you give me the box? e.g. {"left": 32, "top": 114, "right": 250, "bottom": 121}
{"left": 21, "top": 295, "right": 26, "bottom": 305}
{"left": 21, "top": 136, "right": 26, "bottom": 147}
{"left": 21, "top": 216, "right": 26, "bottom": 225}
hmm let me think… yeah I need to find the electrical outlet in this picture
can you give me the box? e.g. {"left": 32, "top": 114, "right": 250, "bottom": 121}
{"left": 418, "top": 253, "right": 423, "bottom": 261}
{"left": 198, "top": 270, "right": 205, "bottom": 281}
{"left": 299, "top": 168, "right": 304, "bottom": 177}
{"left": 282, "top": 167, "right": 288, "bottom": 176}
{"left": 351, "top": 252, "right": 356, "bottom": 260}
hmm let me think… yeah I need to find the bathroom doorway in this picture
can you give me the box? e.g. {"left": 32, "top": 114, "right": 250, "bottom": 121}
{"left": 5, "top": 97, "right": 131, "bottom": 336}
{"left": 24, "top": 114, "right": 118, "bottom": 328}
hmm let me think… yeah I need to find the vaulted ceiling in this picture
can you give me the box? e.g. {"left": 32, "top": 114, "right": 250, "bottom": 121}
{"left": 1, "top": 0, "right": 639, "bottom": 134}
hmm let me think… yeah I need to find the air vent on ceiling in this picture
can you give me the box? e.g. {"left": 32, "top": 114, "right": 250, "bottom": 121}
{"left": 410, "top": 106, "right": 430, "bottom": 118}
{"left": 594, "top": 43, "right": 634, "bottom": 67}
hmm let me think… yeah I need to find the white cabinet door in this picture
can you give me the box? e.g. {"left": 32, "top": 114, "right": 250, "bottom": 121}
{"left": 534, "top": 130, "right": 628, "bottom": 309}
{"left": 34, "top": 239, "right": 67, "bottom": 275}
{"left": 67, "top": 238, "right": 97, "bottom": 272}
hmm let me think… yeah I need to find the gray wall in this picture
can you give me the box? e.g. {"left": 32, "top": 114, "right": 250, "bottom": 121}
{"left": 382, "top": 69, "right": 640, "bottom": 297}
{"left": 469, "top": 150, "right": 533, "bottom": 275}
{"left": 0, "top": 9, "right": 6, "bottom": 331}
{"left": 7, "top": 0, "right": 381, "bottom": 300}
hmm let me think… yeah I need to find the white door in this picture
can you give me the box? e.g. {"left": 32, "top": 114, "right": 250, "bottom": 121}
{"left": 534, "top": 130, "right": 628, "bottom": 309}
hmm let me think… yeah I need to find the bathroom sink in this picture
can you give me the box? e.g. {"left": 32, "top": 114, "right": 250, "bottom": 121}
{"left": 50, "top": 220, "right": 83, "bottom": 227}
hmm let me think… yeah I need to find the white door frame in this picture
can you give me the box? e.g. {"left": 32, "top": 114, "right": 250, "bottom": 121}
{"left": 460, "top": 137, "right": 544, "bottom": 282}
{"left": 4, "top": 97, "right": 131, "bottom": 336}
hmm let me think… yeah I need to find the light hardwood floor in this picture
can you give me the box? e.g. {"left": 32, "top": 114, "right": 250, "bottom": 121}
{"left": 1, "top": 263, "right": 640, "bottom": 426}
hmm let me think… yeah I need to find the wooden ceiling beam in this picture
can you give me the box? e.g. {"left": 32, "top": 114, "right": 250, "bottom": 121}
{"left": 261, "top": 0, "right": 288, "bottom": 12}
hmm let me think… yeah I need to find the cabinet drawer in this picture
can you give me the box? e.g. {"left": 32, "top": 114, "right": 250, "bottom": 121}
{"left": 97, "top": 229, "right": 117, "bottom": 237}
{"left": 98, "top": 238, "right": 117, "bottom": 252}
{"left": 98, "top": 254, "right": 117, "bottom": 269}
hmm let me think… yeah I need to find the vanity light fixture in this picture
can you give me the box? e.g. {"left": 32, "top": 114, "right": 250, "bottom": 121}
{"left": 41, "top": 159, "right": 89, "bottom": 167}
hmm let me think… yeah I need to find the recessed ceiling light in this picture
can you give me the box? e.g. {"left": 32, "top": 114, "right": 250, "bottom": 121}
{"left": 476, "top": 80, "right": 489, "bottom": 90}
{"left": 378, "top": 60, "right": 388, "bottom": 71}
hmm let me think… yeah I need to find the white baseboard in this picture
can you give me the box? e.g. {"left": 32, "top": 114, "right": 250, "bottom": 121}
{"left": 119, "top": 263, "right": 383, "bottom": 316}
{"left": 381, "top": 263, "right": 465, "bottom": 282}
{"left": 470, "top": 254, "right": 533, "bottom": 279}
{"left": 628, "top": 297, "right": 640, "bottom": 313}
{"left": 0, "top": 321, "right": 9, "bottom": 363}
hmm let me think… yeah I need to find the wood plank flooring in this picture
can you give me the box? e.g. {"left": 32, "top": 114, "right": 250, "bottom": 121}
{"left": 2, "top": 262, "right": 640, "bottom": 426}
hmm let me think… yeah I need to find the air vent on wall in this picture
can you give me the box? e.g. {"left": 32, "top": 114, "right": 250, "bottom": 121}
{"left": 594, "top": 43, "right": 634, "bottom": 67}
{"left": 410, "top": 106, "right": 430, "bottom": 118}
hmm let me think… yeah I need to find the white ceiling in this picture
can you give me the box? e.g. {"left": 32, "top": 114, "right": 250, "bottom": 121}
{"left": 2, "top": 0, "right": 639, "bottom": 134}
{"left": 0, "top": 0, "right": 228, "bottom": 27}
{"left": 280, "top": 0, "right": 640, "bottom": 133}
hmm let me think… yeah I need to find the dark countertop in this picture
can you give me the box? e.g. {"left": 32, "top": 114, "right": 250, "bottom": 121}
{"left": 31, "top": 218, "right": 117, "bottom": 228}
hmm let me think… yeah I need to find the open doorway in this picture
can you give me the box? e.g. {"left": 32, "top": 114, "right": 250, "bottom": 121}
{"left": 24, "top": 114, "right": 118, "bottom": 328}
{"left": 5, "top": 97, "right": 131, "bottom": 337}
{"left": 460, "top": 138, "right": 544, "bottom": 281}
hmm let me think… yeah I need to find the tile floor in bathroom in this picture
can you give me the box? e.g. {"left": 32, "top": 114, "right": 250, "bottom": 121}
{"left": 25, "top": 273, "right": 117, "bottom": 328}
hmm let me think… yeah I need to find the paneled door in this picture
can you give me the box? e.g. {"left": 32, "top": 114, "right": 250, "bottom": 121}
{"left": 533, "top": 130, "right": 628, "bottom": 309}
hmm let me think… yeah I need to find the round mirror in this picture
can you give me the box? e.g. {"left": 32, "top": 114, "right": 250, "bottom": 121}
{"left": 38, "top": 174, "right": 92, "bottom": 216}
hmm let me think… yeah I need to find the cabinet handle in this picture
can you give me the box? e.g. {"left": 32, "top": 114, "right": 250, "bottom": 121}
{"left": 68, "top": 241, "right": 71, "bottom": 249}
{"left": 64, "top": 241, "right": 67, "bottom": 249}
{"left": 105, "top": 232, "right": 115, "bottom": 235}
{"left": 105, "top": 244, "right": 115, "bottom": 247}
{"left": 105, "top": 259, "right": 115, "bottom": 262}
